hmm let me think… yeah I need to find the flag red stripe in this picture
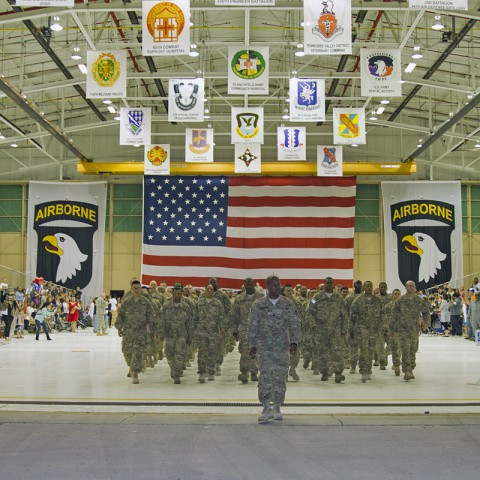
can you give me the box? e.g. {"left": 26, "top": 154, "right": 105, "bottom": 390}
{"left": 228, "top": 196, "right": 355, "bottom": 208}
{"left": 229, "top": 176, "right": 357, "bottom": 188}
{"left": 225, "top": 237, "right": 354, "bottom": 249}
{"left": 143, "top": 254, "right": 353, "bottom": 270}
{"left": 227, "top": 216, "right": 355, "bottom": 228}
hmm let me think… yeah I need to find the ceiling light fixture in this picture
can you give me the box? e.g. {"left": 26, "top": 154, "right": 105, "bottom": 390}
{"left": 0, "top": 134, "right": 5, "bottom": 140}
{"left": 380, "top": 99, "right": 390, "bottom": 105}
{"left": 412, "top": 46, "right": 423, "bottom": 59}
{"left": 417, "top": 139, "right": 423, "bottom": 148}
{"left": 11, "top": 142, "right": 18, "bottom": 148}
{"left": 103, "top": 99, "right": 112, "bottom": 105}
{"left": 189, "top": 43, "right": 199, "bottom": 57}
{"left": 107, "top": 105, "right": 116, "bottom": 114}
{"left": 431, "top": 15, "right": 445, "bottom": 31}
{"left": 351, "top": 143, "right": 359, "bottom": 148}
{"left": 376, "top": 106, "right": 385, "bottom": 115}
{"left": 475, "top": 141, "right": 480, "bottom": 148}
{"left": 295, "top": 43, "right": 305, "bottom": 57}
{"left": 114, "top": 115, "right": 121, "bottom": 121}
{"left": 78, "top": 64, "right": 88, "bottom": 74}
{"left": 282, "top": 108, "right": 290, "bottom": 120}
{"left": 50, "top": 16, "right": 63, "bottom": 32}
{"left": 404, "top": 62, "right": 416, "bottom": 73}
{"left": 71, "top": 47, "right": 82, "bottom": 61}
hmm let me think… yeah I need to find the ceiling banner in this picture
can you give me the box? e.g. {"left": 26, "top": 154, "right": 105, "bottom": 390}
{"left": 333, "top": 108, "right": 366, "bottom": 145}
{"left": 215, "top": 1, "right": 275, "bottom": 5}
{"left": 277, "top": 127, "right": 306, "bottom": 161}
{"left": 16, "top": 0, "right": 74, "bottom": 5}
{"left": 303, "top": 0, "right": 352, "bottom": 55}
{"left": 228, "top": 46, "right": 269, "bottom": 95}
{"left": 86, "top": 50, "right": 127, "bottom": 99}
{"left": 317, "top": 146, "right": 343, "bottom": 177}
{"left": 119, "top": 108, "right": 151, "bottom": 146}
{"left": 289, "top": 78, "right": 325, "bottom": 122}
{"left": 185, "top": 128, "right": 214, "bottom": 162}
{"left": 168, "top": 78, "right": 205, "bottom": 122}
{"left": 231, "top": 107, "right": 264, "bottom": 144}
{"left": 142, "top": 0, "right": 190, "bottom": 56}
{"left": 408, "top": 0, "right": 468, "bottom": 10}
{"left": 360, "top": 49, "right": 402, "bottom": 97}
{"left": 144, "top": 145, "right": 171, "bottom": 175}
{"left": 234, "top": 144, "right": 262, "bottom": 173}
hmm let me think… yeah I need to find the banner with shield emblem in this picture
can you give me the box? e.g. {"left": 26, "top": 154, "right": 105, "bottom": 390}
{"left": 382, "top": 181, "right": 463, "bottom": 292}
{"left": 277, "top": 127, "right": 306, "bottom": 161}
{"left": 317, "top": 146, "right": 343, "bottom": 176}
{"left": 231, "top": 107, "right": 264, "bottom": 144}
{"left": 228, "top": 46, "right": 269, "bottom": 94}
{"left": 119, "top": 108, "right": 151, "bottom": 146}
{"left": 86, "top": 50, "right": 127, "bottom": 99}
{"left": 145, "top": 144, "right": 171, "bottom": 175}
{"left": 333, "top": 108, "right": 366, "bottom": 145}
{"left": 289, "top": 78, "right": 325, "bottom": 122}
{"left": 168, "top": 78, "right": 204, "bottom": 122}
{"left": 185, "top": 128, "right": 214, "bottom": 162}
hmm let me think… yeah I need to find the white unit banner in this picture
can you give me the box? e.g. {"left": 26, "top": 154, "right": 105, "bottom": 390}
{"left": 234, "top": 144, "right": 262, "bottom": 173}
{"left": 231, "top": 107, "right": 264, "bottom": 144}
{"left": 381, "top": 181, "right": 463, "bottom": 292}
{"left": 409, "top": 0, "right": 468, "bottom": 10}
{"left": 289, "top": 78, "right": 325, "bottom": 122}
{"left": 317, "top": 146, "right": 343, "bottom": 176}
{"left": 86, "top": 50, "right": 127, "bottom": 99}
{"left": 142, "top": 0, "right": 190, "bottom": 56}
{"left": 185, "top": 128, "right": 214, "bottom": 162}
{"left": 16, "top": 0, "right": 73, "bottom": 5}
{"left": 303, "top": 0, "right": 352, "bottom": 55}
{"left": 215, "top": 1, "right": 275, "bottom": 5}
{"left": 360, "top": 49, "right": 402, "bottom": 97}
{"left": 168, "top": 78, "right": 204, "bottom": 122}
{"left": 277, "top": 127, "right": 306, "bottom": 161}
{"left": 144, "top": 145, "right": 171, "bottom": 175}
{"left": 120, "top": 108, "right": 151, "bottom": 146}
{"left": 333, "top": 108, "right": 366, "bottom": 145}
{"left": 228, "top": 46, "right": 269, "bottom": 94}
{"left": 26, "top": 181, "right": 107, "bottom": 302}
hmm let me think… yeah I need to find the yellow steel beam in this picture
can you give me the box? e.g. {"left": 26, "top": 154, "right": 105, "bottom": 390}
{"left": 77, "top": 161, "right": 416, "bottom": 176}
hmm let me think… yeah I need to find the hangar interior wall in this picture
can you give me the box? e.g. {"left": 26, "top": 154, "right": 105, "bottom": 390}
{"left": 1, "top": 183, "right": 479, "bottom": 291}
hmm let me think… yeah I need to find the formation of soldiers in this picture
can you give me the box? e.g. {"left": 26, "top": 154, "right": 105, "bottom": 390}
{"left": 115, "top": 276, "right": 431, "bottom": 386}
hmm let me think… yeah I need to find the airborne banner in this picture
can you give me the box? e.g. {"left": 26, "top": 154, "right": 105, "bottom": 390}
{"left": 381, "top": 181, "right": 463, "bottom": 292}
{"left": 26, "top": 182, "right": 107, "bottom": 301}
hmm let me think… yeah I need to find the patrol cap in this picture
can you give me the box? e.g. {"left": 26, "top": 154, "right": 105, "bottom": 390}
{"left": 173, "top": 282, "right": 183, "bottom": 291}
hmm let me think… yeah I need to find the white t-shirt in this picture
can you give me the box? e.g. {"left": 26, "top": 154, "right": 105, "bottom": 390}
{"left": 109, "top": 297, "right": 117, "bottom": 312}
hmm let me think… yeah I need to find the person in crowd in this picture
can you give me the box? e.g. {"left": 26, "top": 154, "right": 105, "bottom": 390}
{"left": 438, "top": 292, "right": 451, "bottom": 333}
{"left": 448, "top": 291, "right": 463, "bottom": 336}
{"left": 1, "top": 290, "right": 16, "bottom": 342}
{"left": 344, "top": 280, "right": 363, "bottom": 373}
{"left": 231, "top": 277, "right": 264, "bottom": 384}
{"left": 34, "top": 301, "right": 53, "bottom": 341}
{"left": 390, "top": 280, "right": 430, "bottom": 381}
{"left": 467, "top": 291, "right": 480, "bottom": 339}
{"left": 248, "top": 275, "right": 301, "bottom": 423}
{"left": 68, "top": 295, "right": 80, "bottom": 333}
{"left": 95, "top": 293, "right": 108, "bottom": 336}
{"left": 115, "top": 280, "right": 156, "bottom": 384}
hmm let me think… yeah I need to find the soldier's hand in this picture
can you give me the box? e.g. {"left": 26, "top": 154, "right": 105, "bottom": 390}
{"left": 289, "top": 343, "right": 297, "bottom": 353}
{"left": 232, "top": 332, "right": 239, "bottom": 341}
{"left": 249, "top": 346, "right": 257, "bottom": 358}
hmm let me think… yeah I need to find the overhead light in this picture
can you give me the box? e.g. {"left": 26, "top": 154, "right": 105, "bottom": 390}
{"left": 417, "top": 139, "right": 423, "bottom": 148}
{"left": 431, "top": 15, "right": 445, "bottom": 31}
{"left": 78, "top": 64, "right": 88, "bottom": 74}
{"left": 11, "top": 142, "right": 18, "bottom": 148}
{"left": 103, "top": 99, "right": 112, "bottom": 105}
{"left": 404, "top": 62, "right": 417, "bottom": 73}
{"left": 133, "top": 144, "right": 141, "bottom": 148}
{"left": 114, "top": 115, "right": 121, "bottom": 121}
{"left": 291, "top": 70, "right": 297, "bottom": 78}
{"left": 351, "top": 143, "right": 359, "bottom": 148}
{"left": 107, "top": 105, "right": 116, "bottom": 114}
{"left": 0, "top": 134, "right": 5, "bottom": 140}
{"left": 295, "top": 43, "right": 305, "bottom": 57}
{"left": 300, "top": 21, "right": 305, "bottom": 27}
{"left": 71, "top": 47, "right": 82, "bottom": 61}
{"left": 467, "top": 93, "right": 474, "bottom": 99}
{"left": 189, "top": 43, "right": 199, "bottom": 57}
{"left": 376, "top": 106, "right": 385, "bottom": 115}
{"left": 412, "top": 46, "right": 423, "bottom": 59}
{"left": 380, "top": 99, "right": 390, "bottom": 105}
{"left": 369, "top": 110, "right": 378, "bottom": 121}
{"left": 475, "top": 141, "right": 480, "bottom": 148}
{"left": 282, "top": 108, "right": 290, "bottom": 120}
{"left": 50, "top": 16, "right": 63, "bottom": 32}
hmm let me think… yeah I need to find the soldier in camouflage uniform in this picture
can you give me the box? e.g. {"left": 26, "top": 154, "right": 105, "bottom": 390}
{"left": 248, "top": 275, "right": 301, "bottom": 423}
{"left": 301, "top": 296, "right": 315, "bottom": 371}
{"left": 115, "top": 280, "right": 156, "bottom": 384}
{"left": 344, "top": 280, "right": 363, "bottom": 373}
{"left": 160, "top": 283, "right": 194, "bottom": 384}
{"left": 390, "top": 280, "right": 430, "bottom": 381}
{"left": 307, "top": 277, "right": 347, "bottom": 383}
{"left": 194, "top": 284, "right": 225, "bottom": 382}
{"left": 283, "top": 284, "right": 305, "bottom": 381}
{"left": 350, "top": 281, "right": 384, "bottom": 383}
{"left": 231, "top": 277, "right": 264, "bottom": 384}
{"left": 384, "top": 288, "right": 402, "bottom": 376}
{"left": 374, "top": 282, "right": 393, "bottom": 369}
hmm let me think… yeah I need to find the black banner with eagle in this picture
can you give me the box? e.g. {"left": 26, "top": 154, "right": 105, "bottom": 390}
{"left": 382, "top": 182, "right": 463, "bottom": 292}
{"left": 26, "top": 182, "right": 107, "bottom": 299}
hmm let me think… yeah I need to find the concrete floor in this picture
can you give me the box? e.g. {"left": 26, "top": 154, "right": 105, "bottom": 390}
{"left": 1, "top": 329, "right": 480, "bottom": 479}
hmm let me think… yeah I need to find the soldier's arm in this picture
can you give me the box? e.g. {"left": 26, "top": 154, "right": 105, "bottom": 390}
{"left": 231, "top": 299, "right": 240, "bottom": 333}
{"left": 288, "top": 303, "right": 302, "bottom": 346}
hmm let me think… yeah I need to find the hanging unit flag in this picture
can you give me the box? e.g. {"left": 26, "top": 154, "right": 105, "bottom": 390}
{"left": 144, "top": 144, "right": 171, "bottom": 175}
{"left": 234, "top": 144, "right": 262, "bottom": 173}
{"left": 317, "top": 146, "right": 343, "bottom": 177}
{"left": 168, "top": 78, "right": 205, "bottom": 122}
{"left": 142, "top": 0, "right": 190, "bottom": 56}
{"left": 289, "top": 78, "right": 325, "bottom": 122}
{"left": 381, "top": 181, "right": 463, "bottom": 292}
{"left": 277, "top": 127, "right": 306, "bottom": 161}
{"left": 86, "top": 50, "right": 127, "bottom": 99}
{"left": 141, "top": 175, "right": 357, "bottom": 289}
{"left": 119, "top": 108, "right": 151, "bottom": 145}
{"left": 215, "top": 1, "right": 275, "bottom": 5}
{"left": 408, "top": 0, "right": 468, "bottom": 10}
{"left": 333, "top": 108, "right": 366, "bottom": 145}
{"left": 26, "top": 181, "right": 107, "bottom": 301}
{"left": 185, "top": 128, "right": 214, "bottom": 162}
{"left": 360, "top": 49, "right": 402, "bottom": 97}
{"left": 231, "top": 107, "right": 264, "bottom": 144}
{"left": 303, "top": 0, "right": 352, "bottom": 55}
{"left": 228, "top": 46, "right": 269, "bottom": 94}
{"left": 16, "top": 0, "right": 74, "bottom": 5}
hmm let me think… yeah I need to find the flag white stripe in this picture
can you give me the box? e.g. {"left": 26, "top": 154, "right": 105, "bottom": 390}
{"left": 228, "top": 206, "right": 355, "bottom": 218}
{"left": 227, "top": 226, "right": 354, "bottom": 239}
{"left": 229, "top": 185, "right": 356, "bottom": 198}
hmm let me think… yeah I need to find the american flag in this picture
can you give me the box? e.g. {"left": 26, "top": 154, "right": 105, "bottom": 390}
{"left": 141, "top": 175, "right": 356, "bottom": 290}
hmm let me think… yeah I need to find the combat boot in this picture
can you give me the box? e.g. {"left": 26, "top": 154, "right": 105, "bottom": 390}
{"left": 303, "top": 359, "right": 310, "bottom": 369}
{"left": 131, "top": 372, "right": 139, "bottom": 384}
{"left": 321, "top": 373, "right": 329, "bottom": 381}
{"left": 258, "top": 402, "right": 273, "bottom": 423}
{"left": 208, "top": 374, "right": 215, "bottom": 381}
{"left": 313, "top": 368, "right": 320, "bottom": 375}
{"left": 215, "top": 365, "right": 222, "bottom": 376}
{"left": 250, "top": 372, "right": 258, "bottom": 382}
{"left": 238, "top": 372, "right": 248, "bottom": 384}
{"left": 198, "top": 374, "right": 206, "bottom": 383}
{"left": 148, "top": 355, "right": 155, "bottom": 368}
{"left": 335, "top": 373, "right": 345, "bottom": 384}
{"left": 289, "top": 367, "right": 300, "bottom": 381}
{"left": 361, "top": 373, "right": 368, "bottom": 383}
{"left": 409, "top": 371, "right": 415, "bottom": 379}
{"left": 380, "top": 363, "right": 386, "bottom": 371}
{"left": 350, "top": 362, "right": 357, "bottom": 374}
{"left": 394, "top": 366, "right": 401, "bottom": 376}
{"left": 273, "top": 404, "right": 283, "bottom": 421}
{"left": 404, "top": 371, "right": 411, "bottom": 381}
{"left": 174, "top": 377, "right": 181, "bottom": 384}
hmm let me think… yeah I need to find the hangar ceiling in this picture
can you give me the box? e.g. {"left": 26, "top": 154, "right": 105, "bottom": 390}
{"left": 1, "top": 0, "right": 480, "bottom": 181}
